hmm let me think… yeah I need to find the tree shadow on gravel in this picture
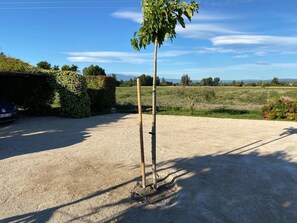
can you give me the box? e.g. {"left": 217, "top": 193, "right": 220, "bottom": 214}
{"left": 2, "top": 128, "right": 297, "bottom": 223}
{"left": 105, "top": 152, "right": 297, "bottom": 222}
{"left": 0, "top": 113, "right": 128, "bottom": 160}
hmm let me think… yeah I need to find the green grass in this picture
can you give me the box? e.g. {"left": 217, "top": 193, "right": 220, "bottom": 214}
{"left": 116, "top": 86, "right": 297, "bottom": 120}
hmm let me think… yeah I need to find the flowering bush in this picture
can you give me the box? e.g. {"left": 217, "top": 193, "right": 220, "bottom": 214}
{"left": 261, "top": 97, "right": 297, "bottom": 120}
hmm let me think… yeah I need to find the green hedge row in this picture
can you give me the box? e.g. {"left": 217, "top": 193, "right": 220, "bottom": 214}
{"left": 0, "top": 55, "right": 35, "bottom": 73}
{"left": 0, "top": 71, "right": 115, "bottom": 118}
{"left": 55, "top": 71, "right": 91, "bottom": 118}
{"left": 85, "top": 75, "right": 116, "bottom": 111}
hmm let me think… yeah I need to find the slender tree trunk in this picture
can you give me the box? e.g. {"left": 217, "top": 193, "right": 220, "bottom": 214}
{"left": 151, "top": 37, "right": 158, "bottom": 189}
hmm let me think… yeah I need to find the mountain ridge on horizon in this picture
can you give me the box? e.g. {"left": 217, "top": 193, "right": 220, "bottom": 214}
{"left": 112, "top": 73, "right": 297, "bottom": 83}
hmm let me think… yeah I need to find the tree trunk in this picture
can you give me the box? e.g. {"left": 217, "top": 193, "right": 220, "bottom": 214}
{"left": 151, "top": 37, "right": 158, "bottom": 189}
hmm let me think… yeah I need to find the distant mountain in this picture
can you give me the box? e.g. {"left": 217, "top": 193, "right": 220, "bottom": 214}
{"left": 110, "top": 74, "right": 137, "bottom": 81}
{"left": 111, "top": 74, "right": 297, "bottom": 84}
{"left": 165, "top": 78, "right": 180, "bottom": 83}
{"left": 279, "top": 78, "right": 297, "bottom": 83}
{"left": 222, "top": 78, "right": 297, "bottom": 83}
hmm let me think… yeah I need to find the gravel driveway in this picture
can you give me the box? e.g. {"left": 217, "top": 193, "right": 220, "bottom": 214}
{"left": 1, "top": 114, "right": 297, "bottom": 222}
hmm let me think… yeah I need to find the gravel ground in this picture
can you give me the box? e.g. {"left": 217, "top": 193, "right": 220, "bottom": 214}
{"left": 0, "top": 114, "right": 297, "bottom": 223}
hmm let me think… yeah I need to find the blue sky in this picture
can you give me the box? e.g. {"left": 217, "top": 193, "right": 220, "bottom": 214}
{"left": 0, "top": 0, "right": 297, "bottom": 80}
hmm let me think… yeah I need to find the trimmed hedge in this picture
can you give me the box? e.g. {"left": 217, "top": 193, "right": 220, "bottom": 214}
{"left": 0, "top": 55, "right": 114, "bottom": 118}
{"left": 85, "top": 75, "right": 116, "bottom": 111}
{"left": 0, "top": 55, "right": 57, "bottom": 115}
{"left": 55, "top": 71, "right": 91, "bottom": 118}
{"left": 0, "top": 71, "right": 91, "bottom": 118}
{"left": 262, "top": 97, "right": 297, "bottom": 121}
{"left": 0, "top": 54, "right": 35, "bottom": 73}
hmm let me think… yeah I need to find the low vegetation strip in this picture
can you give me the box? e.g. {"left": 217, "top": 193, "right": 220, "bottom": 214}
{"left": 116, "top": 86, "right": 297, "bottom": 120}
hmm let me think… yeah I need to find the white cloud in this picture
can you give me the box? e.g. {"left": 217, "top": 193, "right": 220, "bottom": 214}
{"left": 111, "top": 10, "right": 297, "bottom": 56}
{"left": 212, "top": 35, "right": 297, "bottom": 46}
{"left": 176, "top": 24, "right": 242, "bottom": 38}
{"left": 66, "top": 50, "right": 195, "bottom": 64}
{"left": 233, "top": 54, "right": 249, "bottom": 58}
{"left": 111, "top": 10, "right": 234, "bottom": 24}
{"left": 256, "top": 61, "right": 271, "bottom": 66}
{"left": 111, "top": 11, "right": 142, "bottom": 23}
{"left": 192, "top": 11, "right": 235, "bottom": 21}
{"left": 111, "top": 10, "right": 242, "bottom": 39}
{"left": 158, "top": 50, "right": 194, "bottom": 57}
{"left": 67, "top": 51, "right": 151, "bottom": 64}
{"left": 254, "top": 51, "right": 267, "bottom": 56}
{"left": 196, "top": 47, "right": 237, "bottom": 54}
{"left": 209, "top": 35, "right": 297, "bottom": 55}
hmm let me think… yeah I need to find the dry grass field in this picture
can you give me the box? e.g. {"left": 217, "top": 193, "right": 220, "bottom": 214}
{"left": 116, "top": 86, "right": 297, "bottom": 119}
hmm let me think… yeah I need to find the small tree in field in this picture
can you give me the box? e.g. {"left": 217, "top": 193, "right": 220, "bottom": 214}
{"left": 180, "top": 74, "right": 191, "bottom": 86}
{"left": 131, "top": 0, "right": 199, "bottom": 189}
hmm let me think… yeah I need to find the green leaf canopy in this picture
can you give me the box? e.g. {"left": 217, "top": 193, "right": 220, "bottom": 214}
{"left": 131, "top": 0, "right": 199, "bottom": 50}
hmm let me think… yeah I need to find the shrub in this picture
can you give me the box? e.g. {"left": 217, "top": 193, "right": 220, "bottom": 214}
{"left": 36, "top": 61, "right": 51, "bottom": 70}
{"left": 85, "top": 75, "right": 116, "bottom": 111}
{"left": 83, "top": 65, "right": 106, "bottom": 76}
{"left": 55, "top": 71, "right": 91, "bottom": 118}
{"left": 0, "top": 55, "right": 35, "bottom": 72}
{"left": 0, "top": 55, "right": 92, "bottom": 118}
{"left": 262, "top": 97, "right": 297, "bottom": 121}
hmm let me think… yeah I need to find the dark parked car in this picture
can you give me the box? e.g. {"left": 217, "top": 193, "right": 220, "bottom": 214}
{"left": 0, "top": 98, "right": 18, "bottom": 123}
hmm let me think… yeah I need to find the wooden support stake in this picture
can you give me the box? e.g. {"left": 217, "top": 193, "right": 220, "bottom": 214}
{"left": 137, "top": 78, "right": 146, "bottom": 188}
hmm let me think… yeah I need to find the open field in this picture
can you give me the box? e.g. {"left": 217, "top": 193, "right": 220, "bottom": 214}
{"left": 1, "top": 114, "right": 297, "bottom": 222}
{"left": 116, "top": 86, "right": 297, "bottom": 119}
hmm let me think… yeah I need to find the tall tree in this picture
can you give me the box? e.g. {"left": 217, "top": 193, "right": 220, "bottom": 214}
{"left": 271, "top": 77, "right": 280, "bottom": 86}
{"left": 61, "top": 64, "right": 79, "bottom": 72}
{"left": 83, "top": 65, "right": 106, "bottom": 76}
{"left": 52, "top": 65, "right": 60, "bottom": 71}
{"left": 37, "top": 61, "right": 51, "bottom": 70}
{"left": 139, "top": 74, "right": 153, "bottom": 86}
{"left": 61, "top": 65, "right": 71, "bottom": 71}
{"left": 201, "top": 77, "right": 213, "bottom": 86}
{"left": 70, "top": 64, "right": 78, "bottom": 72}
{"left": 180, "top": 74, "right": 191, "bottom": 86}
{"left": 213, "top": 77, "right": 220, "bottom": 86}
{"left": 131, "top": 0, "right": 199, "bottom": 189}
{"left": 160, "top": 77, "right": 167, "bottom": 86}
